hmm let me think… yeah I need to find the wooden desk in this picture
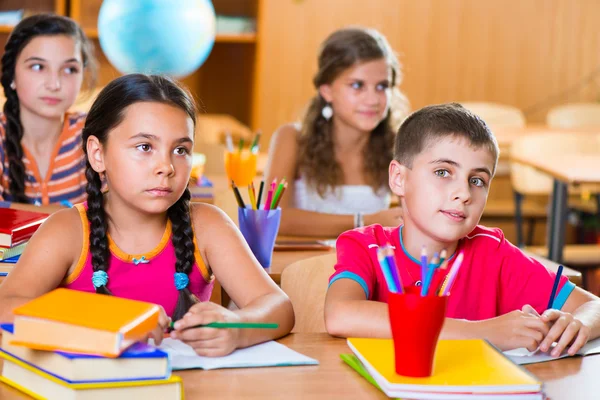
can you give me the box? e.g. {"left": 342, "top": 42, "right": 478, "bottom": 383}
{"left": 1, "top": 333, "right": 598, "bottom": 399}
{"left": 512, "top": 152, "right": 600, "bottom": 263}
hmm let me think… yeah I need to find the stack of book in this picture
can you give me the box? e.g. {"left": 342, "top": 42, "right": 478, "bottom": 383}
{"left": 344, "top": 337, "right": 545, "bottom": 399}
{"left": 0, "top": 208, "right": 48, "bottom": 276}
{"left": 189, "top": 174, "right": 214, "bottom": 203}
{"left": 0, "top": 289, "right": 183, "bottom": 399}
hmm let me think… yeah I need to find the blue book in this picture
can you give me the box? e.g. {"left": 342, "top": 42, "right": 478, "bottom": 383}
{"left": 0, "top": 255, "right": 19, "bottom": 263}
{"left": 0, "top": 324, "right": 170, "bottom": 383}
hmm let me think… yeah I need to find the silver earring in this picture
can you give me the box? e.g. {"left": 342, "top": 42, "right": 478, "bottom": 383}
{"left": 321, "top": 103, "right": 333, "bottom": 120}
{"left": 10, "top": 81, "right": 15, "bottom": 90}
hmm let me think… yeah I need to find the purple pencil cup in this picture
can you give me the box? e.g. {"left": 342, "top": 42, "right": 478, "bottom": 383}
{"left": 238, "top": 207, "right": 281, "bottom": 269}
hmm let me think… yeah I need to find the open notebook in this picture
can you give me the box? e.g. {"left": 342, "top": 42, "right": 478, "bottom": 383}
{"left": 154, "top": 338, "right": 318, "bottom": 370}
{"left": 504, "top": 337, "right": 600, "bottom": 365}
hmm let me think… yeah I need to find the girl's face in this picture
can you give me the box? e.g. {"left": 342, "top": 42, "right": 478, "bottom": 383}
{"left": 13, "top": 35, "right": 84, "bottom": 120}
{"left": 89, "top": 102, "right": 195, "bottom": 215}
{"left": 319, "top": 58, "right": 391, "bottom": 134}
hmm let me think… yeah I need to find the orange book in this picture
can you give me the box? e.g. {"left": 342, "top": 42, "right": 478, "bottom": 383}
{"left": 11, "top": 289, "right": 160, "bottom": 358}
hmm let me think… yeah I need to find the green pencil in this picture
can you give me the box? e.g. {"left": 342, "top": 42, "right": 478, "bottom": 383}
{"left": 169, "top": 321, "right": 278, "bottom": 330}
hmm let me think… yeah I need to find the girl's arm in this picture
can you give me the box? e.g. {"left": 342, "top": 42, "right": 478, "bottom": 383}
{"left": 0, "top": 208, "right": 81, "bottom": 321}
{"left": 172, "top": 203, "right": 294, "bottom": 353}
{"left": 264, "top": 124, "right": 401, "bottom": 237}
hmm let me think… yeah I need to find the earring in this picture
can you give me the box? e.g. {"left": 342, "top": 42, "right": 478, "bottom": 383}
{"left": 9, "top": 81, "right": 15, "bottom": 90}
{"left": 321, "top": 103, "right": 333, "bottom": 120}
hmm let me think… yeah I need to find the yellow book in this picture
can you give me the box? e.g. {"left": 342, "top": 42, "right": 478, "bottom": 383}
{"left": 11, "top": 288, "right": 160, "bottom": 357}
{"left": 0, "top": 350, "right": 183, "bottom": 400}
{"left": 347, "top": 338, "right": 543, "bottom": 399}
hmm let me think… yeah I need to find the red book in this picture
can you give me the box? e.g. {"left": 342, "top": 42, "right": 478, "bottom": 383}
{"left": 0, "top": 208, "right": 48, "bottom": 248}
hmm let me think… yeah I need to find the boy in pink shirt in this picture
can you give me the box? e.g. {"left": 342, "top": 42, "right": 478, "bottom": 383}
{"left": 325, "top": 103, "right": 600, "bottom": 355}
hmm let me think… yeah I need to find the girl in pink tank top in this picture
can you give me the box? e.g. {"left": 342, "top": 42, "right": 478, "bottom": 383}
{"left": 0, "top": 75, "right": 293, "bottom": 357}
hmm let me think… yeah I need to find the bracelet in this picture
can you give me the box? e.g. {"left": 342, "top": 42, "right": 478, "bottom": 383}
{"left": 0, "top": 200, "right": 11, "bottom": 208}
{"left": 354, "top": 212, "right": 364, "bottom": 228}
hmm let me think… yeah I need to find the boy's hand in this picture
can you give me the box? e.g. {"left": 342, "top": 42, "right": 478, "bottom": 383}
{"left": 147, "top": 306, "right": 171, "bottom": 346}
{"left": 539, "top": 309, "right": 591, "bottom": 356}
{"left": 169, "top": 302, "right": 241, "bottom": 357}
{"left": 476, "top": 308, "right": 550, "bottom": 351}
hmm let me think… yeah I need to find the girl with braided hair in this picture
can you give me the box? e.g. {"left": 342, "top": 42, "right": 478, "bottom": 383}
{"left": 0, "top": 74, "right": 294, "bottom": 357}
{"left": 0, "top": 14, "right": 96, "bottom": 211}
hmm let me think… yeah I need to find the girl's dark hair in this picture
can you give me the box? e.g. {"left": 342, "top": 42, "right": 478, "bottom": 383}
{"left": 298, "top": 27, "right": 409, "bottom": 196}
{"left": 1, "top": 13, "right": 97, "bottom": 203}
{"left": 82, "top": 74, "right": 198, "bottom": 321}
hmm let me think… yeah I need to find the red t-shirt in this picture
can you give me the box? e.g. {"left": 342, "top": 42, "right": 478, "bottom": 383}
{"left": 330, "top": 224, "right": 575, "bottom": 319}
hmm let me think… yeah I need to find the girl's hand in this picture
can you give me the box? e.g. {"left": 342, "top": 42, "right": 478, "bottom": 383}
{"left": 475, "top": 307, "right": 550, "bottom": 351}
{"left": 169, "top": 302, "right": 242, "bottom": 357}
{"left": 539, "top": 309, "right": 591, "bottom": 356}
{"left": 147, "top": 306, "right": 171, "bottom": 346}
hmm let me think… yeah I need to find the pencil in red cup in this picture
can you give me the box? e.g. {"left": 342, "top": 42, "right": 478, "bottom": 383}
{"left": 438, "top": 252, "right": 464, "bottom": 296}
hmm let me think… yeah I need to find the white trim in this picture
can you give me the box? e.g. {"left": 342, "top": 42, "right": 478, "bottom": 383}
{"left": 465, "top": 233, "right": 501, "bottom": 243}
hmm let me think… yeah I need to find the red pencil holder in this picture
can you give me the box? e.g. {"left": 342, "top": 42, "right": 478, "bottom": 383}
{"left": 388, "top": 287, "right": 448, "bottom": 377}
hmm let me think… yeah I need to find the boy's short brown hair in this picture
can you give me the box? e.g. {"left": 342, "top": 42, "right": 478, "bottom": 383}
{"left": 394, "top": 103, "right": 499, "bottom": 173}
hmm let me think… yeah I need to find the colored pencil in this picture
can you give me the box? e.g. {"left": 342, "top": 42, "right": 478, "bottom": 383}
{"left": 420, "top": 246, "right": 428, "bottom": 289}
{"left": 384, "top": 245, "right": 403, "bottom": 294}
{"left": 250, "top": 131, "right": 262, "bottom": 154}
{"left": 170, "top": 321, "right": 278, "bottom": 330}
{"left": 256, "top": 180, "right": 265, "bottom": 208}
{"left": 272, "top": 182, "right": 288, "bottom": 209}
{"left": 225, "top": 132, "right": 234, "bottom": 152}
{"left": 248, "top": 184, "right": 257, "bottom": 210}
{"left": 439, "top": 252, "right": 464, "bottom": 296}
{"left": 421, "top": 252, "right": 439, "bottom": 296}
{"left": 270, "top": 179, "right": 286, "bottom": 209}
{"left": 238, "top": 138, "right": 245, "bottom": 153}
{"left": 377, "top": 248, "right": 398, "bottom": 293}
{"left": 547, "top": 265, "right": 564, "bottom": 309}
{"left": 231, "top": 181, "right": 246, "bottom": 208}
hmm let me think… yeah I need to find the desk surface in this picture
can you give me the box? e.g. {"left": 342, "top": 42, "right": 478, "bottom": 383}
{"left": 0, "top": 333, "right": 598, "bottom": 399}
{"left": 511, "top": 153, "right": 600, "bottom": 186}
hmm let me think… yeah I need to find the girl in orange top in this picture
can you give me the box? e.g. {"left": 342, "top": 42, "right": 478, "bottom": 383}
{"left": 0, "top": 14, "right": 97, "bottom": 213}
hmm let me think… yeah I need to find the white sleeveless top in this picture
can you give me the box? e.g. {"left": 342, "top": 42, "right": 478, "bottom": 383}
{"left": 293, "top": 176, "right": 390, "bottom": 215}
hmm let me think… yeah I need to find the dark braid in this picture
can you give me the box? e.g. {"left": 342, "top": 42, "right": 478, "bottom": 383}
{"left": 2, "top": 26, "right": 30, "bottom": 202}
{"left": 82, "top": 74, "right": 198, "bottom": 306}
{"left": 85, "top": 162, "right": 111, "bottom": 295}
{"left": 168, "top": 188, "right": 198, "bottom": 320}
{"left": 0, "top": 14, "right": 96, "bottom": 203}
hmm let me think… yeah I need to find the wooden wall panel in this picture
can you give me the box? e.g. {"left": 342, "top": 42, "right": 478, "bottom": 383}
{"left": 253, "top": 0, "right": 600, "bottom": 145}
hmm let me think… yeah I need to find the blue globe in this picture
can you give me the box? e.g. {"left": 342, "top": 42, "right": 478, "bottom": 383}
{"left": 98, "top": 0, "right": 216, "bottom": 77}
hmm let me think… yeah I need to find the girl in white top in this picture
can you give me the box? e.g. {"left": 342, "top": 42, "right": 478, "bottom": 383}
{"left": 264, "top": 27, "right": 409, "bottom": 237}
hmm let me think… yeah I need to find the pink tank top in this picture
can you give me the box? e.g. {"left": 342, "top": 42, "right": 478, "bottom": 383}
{"left": 62, "top": 204, "right": 214, "bottom": 317}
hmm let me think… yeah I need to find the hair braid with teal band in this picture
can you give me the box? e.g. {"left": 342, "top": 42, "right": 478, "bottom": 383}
{"left": 168, "top": 188, "right": 198, "bottom": 321}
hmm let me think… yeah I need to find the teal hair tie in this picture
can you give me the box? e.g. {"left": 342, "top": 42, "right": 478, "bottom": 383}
{"left": 174, "top": 272, "right": 189, "bottom": 290}
{"left": 92, "top": 270, "right": 108, "bottom": 288}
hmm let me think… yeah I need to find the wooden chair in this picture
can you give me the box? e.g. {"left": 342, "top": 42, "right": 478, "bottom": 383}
{"left": 280, "top": 253, "right": 336, "bottom": 333}
{"left": 547, "top": 103, "right": 600, "bottom": 130}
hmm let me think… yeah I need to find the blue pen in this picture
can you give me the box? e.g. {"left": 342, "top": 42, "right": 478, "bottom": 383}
{"left": 547, "top": 265, "right": 563, "bottom": 309}
{"left": 421, "top": 252, "right": 439, "bottom": 296}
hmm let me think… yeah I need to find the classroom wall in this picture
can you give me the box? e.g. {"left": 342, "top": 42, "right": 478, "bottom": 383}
{"left": 253, "top": 0, "right": 600, "bottom": 144}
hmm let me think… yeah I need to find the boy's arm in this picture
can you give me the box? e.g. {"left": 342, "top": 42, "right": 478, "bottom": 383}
{"left": 324, "top": 278, "right": 392, "bottom": 338}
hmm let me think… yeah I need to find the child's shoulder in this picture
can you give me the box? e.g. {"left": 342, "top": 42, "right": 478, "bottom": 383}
{"left": 271, "top": 123, "right": 301, "bottom": 149}
{"left": 189, "top": 202, "right": 231, "bottom": 227}
{"left": 462, "top": 225, "right": 507, "bottom": 252}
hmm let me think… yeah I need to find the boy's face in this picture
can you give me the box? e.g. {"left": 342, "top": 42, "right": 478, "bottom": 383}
{"left": 389, "top": 135, "right": 495, "bottom": 244}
